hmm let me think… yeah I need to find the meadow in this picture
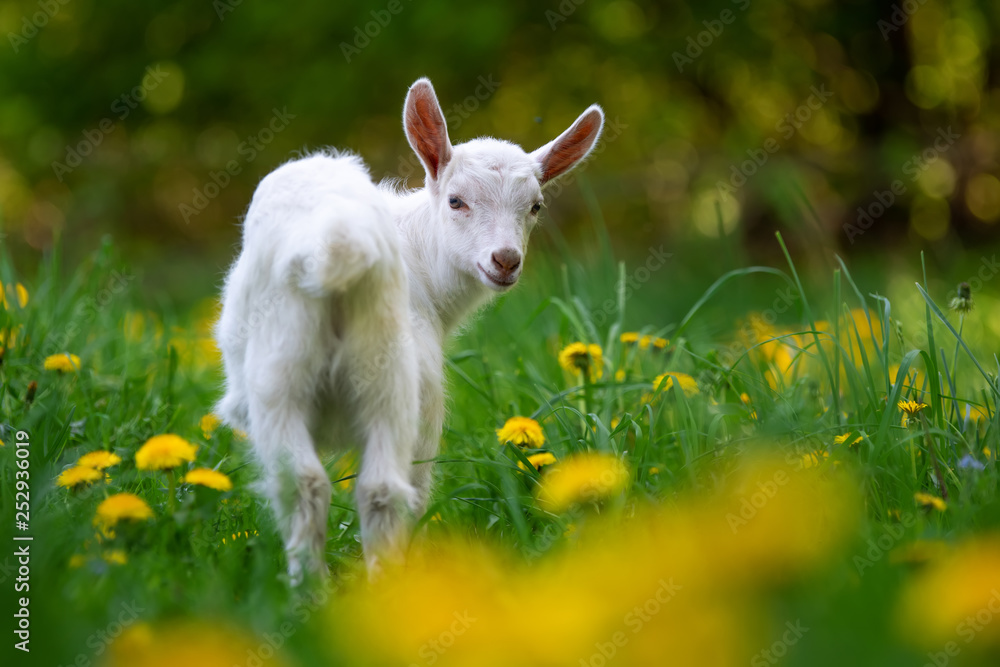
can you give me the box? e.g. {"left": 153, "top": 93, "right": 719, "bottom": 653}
{"left": 3, "top": 211, "right": 1000, "bottom": 667}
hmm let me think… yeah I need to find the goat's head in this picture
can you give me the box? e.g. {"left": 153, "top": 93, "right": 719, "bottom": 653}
{"left": 403, "top": 78, "right": 604, "bottom": 292}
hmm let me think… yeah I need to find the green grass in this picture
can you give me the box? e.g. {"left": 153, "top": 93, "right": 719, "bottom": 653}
{"left": 3, "top": 220, "right": 1000, "bottom": 666}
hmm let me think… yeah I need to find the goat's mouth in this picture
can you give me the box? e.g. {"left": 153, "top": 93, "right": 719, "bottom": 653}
{"left": 477, "top": 263, "right": 518, "bottom": 290}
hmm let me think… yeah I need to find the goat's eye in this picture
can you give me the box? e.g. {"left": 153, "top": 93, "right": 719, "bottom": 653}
{"left": 530, "top": 203, "right": 542, "bottom": 215}
{"left": 448, "top": 196, "right": 465, "bottom": 210}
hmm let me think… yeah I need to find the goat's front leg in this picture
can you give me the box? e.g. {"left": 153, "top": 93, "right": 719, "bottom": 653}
{"left": 411, "top": 367, "right": 445, "bottom": 519}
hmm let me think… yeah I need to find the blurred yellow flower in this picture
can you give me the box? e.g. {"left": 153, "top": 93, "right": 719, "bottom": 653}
{"left": 537, "top": 452, "right": 629, "bottom": 511}
{"left": 558, "top": 342, "right": 603, "bottom": 381}
{"left": 0, "top": 281, "right": 28, "bottom": 309}
{"left": 914, "top": 491, "right": 947, "bottom": 512}
{"left": 519, "top": 452, "right": 557, "bottom": 472}
{"left": 653, "top": 372, "right": 699, "bottom": 397}
{"left": 496, "top": 416, "right": 545, "bottom": 448}
{"left": 102, "top": 550, "right": 128, "bottom": 565}
{"left": 652, "top": 337, "right": 669, "bottom": 350}
{"left": 614, "top": 368, "right": 626, "bottom": 382}
{"left": 184, "top": 468, "right": 233, "bottom": 491}
{"left": 639, "top": 335, "right": 652, "bottom": 350}
{"left": 57, "top": 465, "right": 103, "bottom": 488}
{"left": 136, "top": 434, "right": 197, "bottom": 471}
{"left": 94, "top": 493, "right": 153, "bottom": 530}
{"left": 897, "top": 535, "right": 1000, "bottom": 649}
{"left": 199, "top": 413, "right": 221, "bottom": 439}
{"left": 44, "top": 353, "right": 81, "bottom": 372}
{"left": 77, "top": 450, "right": 122, "bottom": 470}
{"left": 619, "top": 331, "right": 639, "bottom": 345}
{"left": 104, "top": 621, "right": 288, "bottom": 667}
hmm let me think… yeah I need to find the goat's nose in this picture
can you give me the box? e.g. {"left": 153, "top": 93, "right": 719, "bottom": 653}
{"left": 491, "top": 248, "right": 521, "bottom": 274}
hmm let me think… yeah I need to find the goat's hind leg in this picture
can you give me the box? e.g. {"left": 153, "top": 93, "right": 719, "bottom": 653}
{"left": 249, "top": 394, "right": 331, "bottom": 585}
{"left": 346, "top": 295, "right": 420, "bottom": 575}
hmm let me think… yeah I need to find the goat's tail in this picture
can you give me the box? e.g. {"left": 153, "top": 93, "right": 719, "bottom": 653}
{"left": 280, "top": 200, "right": 395, "bottom": 297}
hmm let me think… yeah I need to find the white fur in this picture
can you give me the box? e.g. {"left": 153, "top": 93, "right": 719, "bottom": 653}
{"left": 215, "top": 78, "right": 603, "bottom": 582}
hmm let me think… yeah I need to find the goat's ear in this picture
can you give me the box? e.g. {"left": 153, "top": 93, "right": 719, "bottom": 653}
{"left": 403, "top": 78, "right": 453, "bottom": 187}
{"left": 531, "top": 105, "right": 605, "bottom": 187}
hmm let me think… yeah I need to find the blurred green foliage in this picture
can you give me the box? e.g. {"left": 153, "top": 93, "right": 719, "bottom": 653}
{"left": 1, "top": 0, "right": 1000, "bottom": 302}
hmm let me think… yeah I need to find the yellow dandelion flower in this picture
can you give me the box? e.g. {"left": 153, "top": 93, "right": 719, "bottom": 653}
{"left": 653, "top": 372, "right": 700, "bottom": 397}
{"left": 43, "top": 353, "right": 81, "bottom": 373}
{"left": 834, "top": 433, "right": 863, "bottom": 448}
{"left": 614, "top": 368, "right": 626, "bottom": 382}
{"left": 496, "top": 417, "right": 545, "bottom": 448}
{"left": 740, "top": 392, "right": 752, "bottom": 405}
{"left": 76, "top": 450, "right": 122, "bottom": 470}
{"left": 536, "top": 452, "right": 629, "bottom": 512}
{"left": 619, "top": 332, "right": 639, "bottom": 345}
{"left": 898, "top": 400, "right": 929, "bottom": 415}
{"left": 899, "top": 400, "right": 929, "bottom": 427}
{"left": 135, "top": 434, "right": 197, "bottom": 471}
{"left": 557, "top": 342, "right": 604, "bottom": 381}
{"left": 652, "top": 337, "right": 669, "bottom": 350}
{"left": 914, "top": 492, "right": 947, "bottom": 513}
{"left": 519, "top": 452, "right": 557, "bottom": 472}
{"left": 56, "top": 465, "right": 103, "bottom": 488}
{"left": 234, "top": 429, "right": 248, "bottom": 440}
{"left": 649, "top": 466, "right": 660, "bottom": 475}
{"left": 102, "top": 549, "right": 128, "bottom": 565}
{"left": 94, "top": 493, "right": 153, "bottom": 529}
{"left": 800, "top": 451, "right": 829, "bottom": 469}
{"left": 184, "top": 467, "right": 233, "bottom": 491}
{"left": 638, "top": 335, "right": 652, "bottom": 350}
{"left": 200, "top": 413, "right": 222, "bottom": 439}
{"left": 1, "top": 282, "right": 29, "bottom": 309}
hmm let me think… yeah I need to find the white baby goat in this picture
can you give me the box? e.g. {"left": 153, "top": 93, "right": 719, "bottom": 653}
{"left": 215, "top": 78, "right": 604, "bottom": 582}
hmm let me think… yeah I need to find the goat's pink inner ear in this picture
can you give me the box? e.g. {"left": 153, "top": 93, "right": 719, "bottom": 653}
{"left": 537, "top": 108, "right": 604, "bottom": 185}
{"left": 405, "top": 83, "right": 452, "bottom": 181}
